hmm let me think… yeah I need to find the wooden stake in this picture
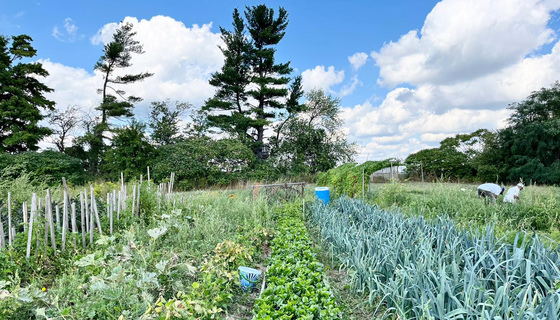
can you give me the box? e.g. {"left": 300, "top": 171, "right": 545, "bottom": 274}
{"left": 132, "top": 185, "right": 136, "bottom": 217}
{"left": 36, "top": 197, "right": 41, "bottom": 255}
{"left": 7, "top": 192, "right": 12, "bottom": 246}
{"left": 89, "top": 187, "right": 94, "bottom": 244}
{"left": 136, "top": 185, "right": 141, "bottom": 217}
{"left": 71, "top": 202, "right": 77, "bottom": 248}
{"left": 62, "top": 185, "right": 68, "bottom": 252}
{"left": 26, "top": 194, "right": 36, "bottom": 258}
{"left": 112, "top": 190, "right": 117, "bottom": 220}
{"left": 22, "top": 202, "right": 28, "bottom": 233}
{"left": 46, "top": 190, "right": 56, "bottom": 254}
{"left": 110, "top": 199, "right": 113, "bottom": 235}
{"left": 117, "top": 190, "right": 121, "bottom": 220}
{"left": 44, "top": 195, "right": 48, "bottom": 250}
{"left": 84, "top": 189, "right": 89, "bottom": 233}
{"left": 55, "top": 205, "right": 60, "bottom": 231}
{"left": 91, "top": 185, "right": 103, "bottom": 235}
{"left": 0, "top": 220, "right": 5, "bottom": 249}
{"left": 80, "top": 191, "right": 86, "bottom": 249}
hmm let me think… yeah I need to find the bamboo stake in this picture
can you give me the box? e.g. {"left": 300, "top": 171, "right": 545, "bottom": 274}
{"left": 46, "top": 190, "right": 56, "bottom": 254}
{"left": 80, "top": 191, "right": 85, "bottom": 249}
{"left": 7, "top": 192, "right": 12, "bottom": 246}
{"left": 26, "top": 194, "right": 36, "bottom": 258}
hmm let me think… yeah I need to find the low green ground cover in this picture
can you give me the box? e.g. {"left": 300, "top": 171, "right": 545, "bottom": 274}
{"left": 254, "top": 203, "right": 340, "bottom": 319}
{"left": 308, "top": 198, "right": 560, "bottom": 319}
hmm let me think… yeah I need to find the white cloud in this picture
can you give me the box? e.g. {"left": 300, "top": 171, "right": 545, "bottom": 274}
{"left": 348, "top": 52, "right": 368, "bottom": 71}
{"left": 39, "top": 59, "right": 100, "bottom": 111}
{"left": 52, "top": 18, "right": 84, "bottom": 42}
{"left": 339, "top": 75, "right": 361, "bottom": 97}
{"left": 371, "top": 0, "right": 560, "bottom": 86}
{"left": 43, "top": 16, "right": 224, "bottom": 122}
{"left": 301, "top": 65, "right": 344, "bottom": 93}
{"left": 345, "top": 0, "right": 560, "bottom": 162}
{"left": 90, "top": 22, "right": 118, "bottom": 45}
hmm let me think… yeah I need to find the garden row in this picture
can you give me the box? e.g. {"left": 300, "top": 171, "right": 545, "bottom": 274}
{"left": 254, "top": 203, "right": 341, "bottom": 319}
{"left": 0, "top": 186, "right": 274, "bottom": 319}
{"left": 308, "top": 198, "right": 560, "bottom": 319}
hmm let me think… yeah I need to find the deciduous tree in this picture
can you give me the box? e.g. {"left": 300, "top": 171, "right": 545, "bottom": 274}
{"left": 148, "top": 100, "right": 190, "bottom": 145}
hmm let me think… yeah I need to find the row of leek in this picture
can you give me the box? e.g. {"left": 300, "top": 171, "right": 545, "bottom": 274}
{"left": 308, "top": 198, "right": 560, "bottom": 319}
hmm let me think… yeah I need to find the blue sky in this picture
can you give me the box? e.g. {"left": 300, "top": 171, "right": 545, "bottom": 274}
{"left": 2, "top": 0, "right": 560, "bottom": 161}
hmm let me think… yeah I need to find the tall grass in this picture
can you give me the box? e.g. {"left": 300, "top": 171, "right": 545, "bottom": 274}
{"left": 368, "top": 182, "right": 560, "bottom": 243}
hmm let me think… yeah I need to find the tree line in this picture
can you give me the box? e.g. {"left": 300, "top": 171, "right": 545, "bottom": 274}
{"left": 405, "top": 82, "right": 560, "bottom": 185}
{"left": 0, "top": 5, "right": 356, "bottom": 189}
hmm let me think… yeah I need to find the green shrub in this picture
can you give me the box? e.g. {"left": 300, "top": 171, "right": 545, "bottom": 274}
{"left": 0, "top": 151, "right": 86, "bottom": 186}
{"left": 317, "top": 160, "right": 392, "bottom": 197}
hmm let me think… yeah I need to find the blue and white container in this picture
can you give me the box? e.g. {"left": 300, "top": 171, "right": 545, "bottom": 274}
{"left": 238, "top": 266, "right": 261, "bottom": 291}
{"left": 315, "top": 187, "right": 330, "bottom": 205}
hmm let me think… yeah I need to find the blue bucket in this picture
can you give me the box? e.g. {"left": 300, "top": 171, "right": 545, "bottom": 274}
{"left": 315, "top": 187, "right": 330, "bottom": 205}
{"left": 238, "top": 266, "right": 261, "bottom": 291}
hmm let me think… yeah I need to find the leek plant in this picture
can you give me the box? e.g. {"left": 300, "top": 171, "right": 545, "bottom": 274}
{"left": 309, "top": 198, "right": 560, "bottom": 319}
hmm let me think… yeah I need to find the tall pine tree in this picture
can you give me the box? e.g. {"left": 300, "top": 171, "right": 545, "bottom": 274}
{"left": 203, "top": 9, "right": 253, "bottom": 142}
{"left": 79, "top": 22, "right": 152, "bottom": 174}
{"left": 0, "top": 34, "right": 55, "bottom": 153}
{"left": 203, "top": 5, "right": 293, "bottom": 159}
{"left": 95, "top": 22, "right": 153, "bottom": 126}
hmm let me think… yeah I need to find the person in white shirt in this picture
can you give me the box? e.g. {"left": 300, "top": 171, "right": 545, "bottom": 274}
{"left": 503, "top": 183, "right": 524, "bottom": 203}
{"left": 477, "top": 183, "right": 505, "bottom": 204}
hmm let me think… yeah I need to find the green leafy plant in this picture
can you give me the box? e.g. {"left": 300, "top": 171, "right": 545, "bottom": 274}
{"left": 254, "top": 204, "right": 341, "bottom": 319}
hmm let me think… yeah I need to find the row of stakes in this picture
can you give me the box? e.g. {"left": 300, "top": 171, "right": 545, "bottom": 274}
{"left": 0, "top": 170, "right": 177, "bottom": 258}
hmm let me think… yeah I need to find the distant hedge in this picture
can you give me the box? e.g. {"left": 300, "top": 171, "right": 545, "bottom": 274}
{"left": 317, "top": 160, "right": 392, "bottom": 197}
{"left": 0, "top": 151, "right": 87, "bottom": 186}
